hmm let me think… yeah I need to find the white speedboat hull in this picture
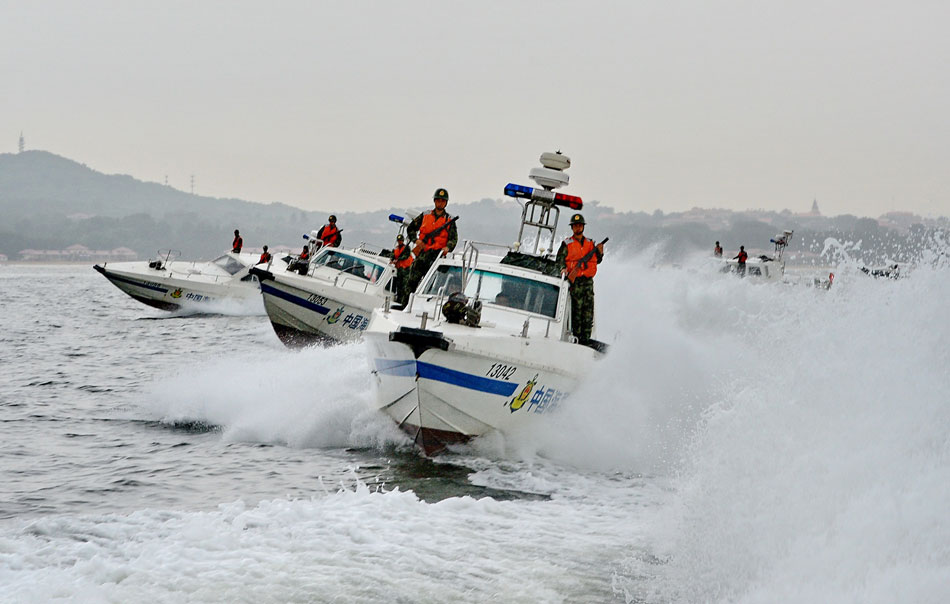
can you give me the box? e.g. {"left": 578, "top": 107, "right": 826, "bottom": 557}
{"left": 257, "top": 272, "right": 382, "bottom": 347}
{"left": 94, "top": 253, "right": 265, "bottom": 311}
{"left": 366, "top": 318, "right": 598, "bottom": 455}
{"left": 251, "top": 245, "right": 395, "bottom": 347}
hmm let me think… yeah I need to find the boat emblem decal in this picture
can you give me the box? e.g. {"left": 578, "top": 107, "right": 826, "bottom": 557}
{"left": 326, "top": 306, "right": 345, "bottom": 324}
{"left": 507, "top": 374, "right": 538, "bottom": 413}
{"left": 171, "top": 288, "right": 183, "bottom": 299}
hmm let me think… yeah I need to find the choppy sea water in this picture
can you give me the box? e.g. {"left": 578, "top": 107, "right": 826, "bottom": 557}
{"left": 1, "top": 251, "right": 948, "bottom": 603}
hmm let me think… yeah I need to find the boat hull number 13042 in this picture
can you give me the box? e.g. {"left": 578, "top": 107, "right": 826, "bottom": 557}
{"left": 486, "top": 363, "right": 517, "bottom": 381}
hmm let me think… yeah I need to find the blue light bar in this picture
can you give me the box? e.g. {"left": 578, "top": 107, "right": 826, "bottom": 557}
{"left": 504, "top": 183, "right": 533, "bottom": 199}
{"left": 504, "top": 183, "right": 582, "bottom": 209}
{"left": 389, "top": 213, "right": 406, "bottom": 224}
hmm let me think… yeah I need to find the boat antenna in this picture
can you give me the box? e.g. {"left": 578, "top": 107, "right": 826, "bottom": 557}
{"left": 503, "top": 151, "right": 583, "bottom": 256}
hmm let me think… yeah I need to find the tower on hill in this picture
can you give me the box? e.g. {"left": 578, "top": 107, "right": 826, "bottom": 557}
{"left": 810, "top": 198, "right": 821, "bottom": 216}
{"left": 18, "top": 132, "right": 25, "bottom": 153}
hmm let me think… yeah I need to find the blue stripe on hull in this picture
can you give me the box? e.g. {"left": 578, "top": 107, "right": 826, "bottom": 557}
{"left": 374, "top": 357, "right": 519, "bottom": 396}
{"left": 418, "top": 362, "right": 519, "bottom": 396}
{"left": 261, "top": 281, "right": 330, "bottom": 315}
{"left": 374, "top": 358, "right": 417, "bottom": 377}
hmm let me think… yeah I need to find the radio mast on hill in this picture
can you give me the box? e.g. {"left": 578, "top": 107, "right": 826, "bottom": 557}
{"left": 18, "top": 132, "right": 24, "bottom": 153}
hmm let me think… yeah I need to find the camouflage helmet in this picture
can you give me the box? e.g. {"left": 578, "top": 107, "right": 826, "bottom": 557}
{"left": 433, "top": 188, "right": 449, "bottom": 201}
{"left": 569, "top": 213, "right": 586, "bottom": 225}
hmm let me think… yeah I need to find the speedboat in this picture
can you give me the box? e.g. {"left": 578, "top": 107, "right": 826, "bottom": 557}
{"left": 94, "top": 250, "right": 288, "bottom": 312}
{"left": 719, "top": 230, "right": 794, "bottom": 282}
{"left": 249, "top": 229, "right": 407, "bottom": 347}
{"left": 364, "top": 152, "right": 608, "bottom": 455}
{"left": 860, "top": 264, "right": 904, "bottom": 279}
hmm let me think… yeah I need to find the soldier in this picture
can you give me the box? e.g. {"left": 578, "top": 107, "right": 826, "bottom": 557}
{"left": 733, "top": 245, "right": 748, "bottom": 276}
{"left": 556, "top": 213, "right": 605, "bottom": 345}
{"left": 316, "top": 215, "right": 342, "bottom": 248}
{"left": 400, "top": 188, "right": 458, "bottom": 306}
{"left": 256, "top": 245, "right": 272, "bottom": 265}
{"left": 231, "top": 229, "right": 243, "bottom": 253}
{"left": 390, "top": 234, "right": 413, "bottom": 304}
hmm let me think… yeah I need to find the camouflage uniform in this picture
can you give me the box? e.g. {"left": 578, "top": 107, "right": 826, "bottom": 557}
{"left": 401, "top": 210, "right": 458, "bottom": 305}
{"left": 556, "top": 236, "right": 603, "bottom": 344}
{"left": 568, "top": 277, "right": 595, "bottom": 343}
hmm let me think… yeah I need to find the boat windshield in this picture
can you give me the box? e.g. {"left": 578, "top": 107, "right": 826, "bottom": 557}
{"left": 212, "top": 254, "right": 246, "bottom": 275}
{"left": 313, "top": 250, "right": 387, "bottom": 284}
{"left": 423, "top": 265, "right": 560, "bottom": 318}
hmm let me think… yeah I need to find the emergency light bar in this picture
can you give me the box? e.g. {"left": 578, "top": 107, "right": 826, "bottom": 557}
{"left": 388, "top": 214, "right": 406, "bottom": 224}
{"left": 504, "top": 183, "right": 583, "bottom": 210}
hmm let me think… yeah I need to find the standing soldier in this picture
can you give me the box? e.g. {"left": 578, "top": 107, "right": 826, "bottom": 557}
{"left": 316, "top": 215, "right": 342, "bottom": 248}
{"left": 733, "top": 245, "right": 748, "bottom": 276}
{"left": 556, "top": 213, "right": 605, "bottom": 345}
{"left": 390, "top": 234, "right": 413, "bottom": 305}
{"left": 231, "top": 229, "right": 243, "bottom": 253}
{"left": 714, "top": 241, "right": 723, "bottom": 257}
{"left": 400, "top": 188, "right": 458, "bottom": 305}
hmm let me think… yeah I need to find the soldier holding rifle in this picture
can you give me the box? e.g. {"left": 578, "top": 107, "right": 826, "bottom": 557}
{"left": 399, "top": 188, "right": 459, "bottom": 306}
{"left": 556, "top": 213, "right": 607, "bottom": 345}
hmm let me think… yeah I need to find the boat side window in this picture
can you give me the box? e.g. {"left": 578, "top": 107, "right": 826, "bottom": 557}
{"left": 316, "top": 251, "right": 385, "bottom": 282}
{"left": 314, "top": 250, "right": 344, "bottom": 269}
{"left": 422, "top": 266, "right": 466, "bottom": 296}
{"left": 212, "top": 254, "right": 245, "bottom": 275}
{"left": 748, "top": 266, "right": 762, "bottom": 276}
{"left": 481, "top": 272, "right": 559, "bottom": 318}
{"left": 423, "top": 266, "right": 558, "bottom": 318}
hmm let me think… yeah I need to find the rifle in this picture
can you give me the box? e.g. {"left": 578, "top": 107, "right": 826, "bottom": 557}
{"left": 412, "top": 215, "right": 459, "bottom": 257}
{"left": 566, "top": 237, "right": 608, "bottom": 283}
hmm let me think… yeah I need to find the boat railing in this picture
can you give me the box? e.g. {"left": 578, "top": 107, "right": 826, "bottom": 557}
{"left": 152, "top": 249, "right": 181, "bottom": 269}
{"left": 459, "top": 241, "right": 480, "bottom": 294}
{"left": 517, "top": 199, "right": 561, "bottom": 256}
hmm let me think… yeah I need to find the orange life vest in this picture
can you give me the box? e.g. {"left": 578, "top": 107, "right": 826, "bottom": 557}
{"left": 232, "top": 236, "right": 243, "bottom": 252}
{"left": 419, "top": 212, "right": 451, "bottom": 251}
{"left": 737, "top": 251, "right": 748, "bottom": 264}
{"left": 299, "top": 248, "right": 309, "bottom": 260}
{"left": 564, "top": 236, "right": 598, "bottom": 279}
{"left": 319, "top": 224, "right": 341, "bottom": 247}
{"left": 259, "top": 252, "right": 272, "bottom": 264}
{"left": 393, "top": 244, "right": 413, "bottom": 269}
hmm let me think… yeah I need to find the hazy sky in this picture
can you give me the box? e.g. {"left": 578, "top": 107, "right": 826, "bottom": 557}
{"left": 4, "top": 0, "right": 948, "bottom": 217}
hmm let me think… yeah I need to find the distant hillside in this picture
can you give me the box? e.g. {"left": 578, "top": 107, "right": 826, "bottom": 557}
{"left": 1, "top": 149, "right": 945, "bottom": 266}
{"left": 0, "top": 150, "right": 416, "bottom": 259}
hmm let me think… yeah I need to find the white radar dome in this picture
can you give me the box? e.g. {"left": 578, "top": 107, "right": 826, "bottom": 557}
{"left": 539, "top": 151, "right": 571, "bottom": 170}
{"left": 529, "top": 166, "right": 570, "bottom": 190}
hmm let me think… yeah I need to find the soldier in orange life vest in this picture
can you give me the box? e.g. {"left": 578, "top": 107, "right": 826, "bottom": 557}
{"left": 714, "top": 241, "right": 723, "bottom": 257}
{"left": 556, "top": 213, "right": 605, "bottom": 345}
{"left": 316, "top": 215, "right": 342, "bottom": 248}
{"left": 389, "top": 234, "right": 414, "bottom": 304}
{"left": 399, "top": 188, "right": 458, "bottom": 306}
{"left": 232, "top": 229, "right": 243, "bottom": 253}
{"left": 290, "top": 244, "right": 310, "bottom": 274}
{"left": 256, "top": 245, "right": 272, "bottom": 265}
{"left": 733, "top": 245, "right": 748, "bottom": 276}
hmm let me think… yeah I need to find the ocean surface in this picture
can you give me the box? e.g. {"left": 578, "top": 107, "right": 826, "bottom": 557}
{"left": 1, "top": 248, "right": 948, "bottom": 603}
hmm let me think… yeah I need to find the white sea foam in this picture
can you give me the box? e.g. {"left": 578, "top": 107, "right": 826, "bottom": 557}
{"left": 142, "top": 341, "right": 406, "bottom": 450}
{"left": 600, "top": 251, "right": 950, "bottom": 602}
{"left": 105, "top": 243, "right": 950, "bottom": 602}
